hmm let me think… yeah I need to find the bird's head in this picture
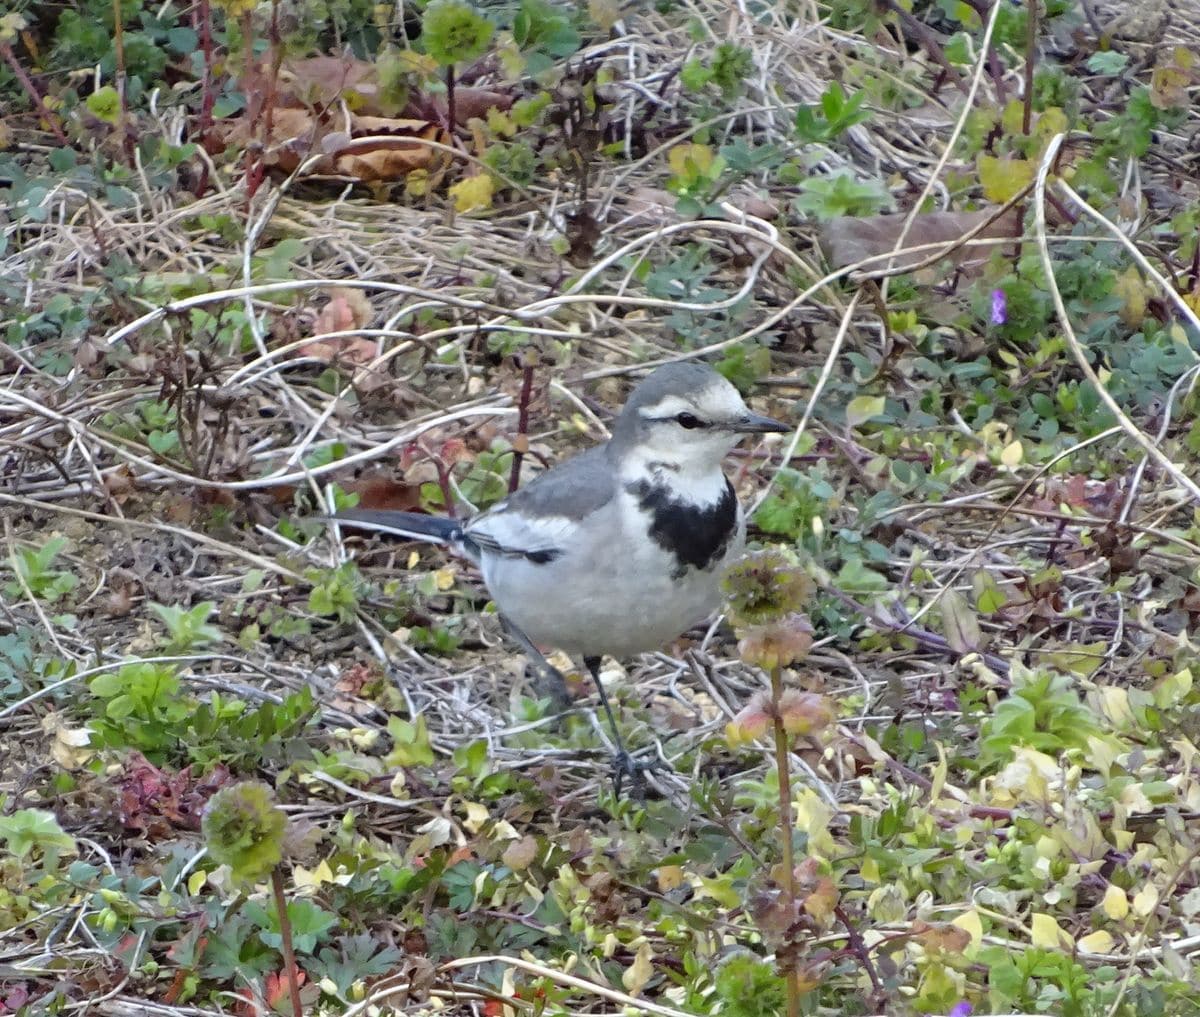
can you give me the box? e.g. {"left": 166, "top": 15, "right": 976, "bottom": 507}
{"left": 610, "top": 361, "right": 789, "bottom": 477}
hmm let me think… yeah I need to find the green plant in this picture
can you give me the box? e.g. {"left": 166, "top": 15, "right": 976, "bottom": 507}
{"left": 186, "top": 687, "right": 318, "bottom": 769}
{"left": 0, "top": 809, "right": 76, "bottom": 864}
{"left": 148, "top": 601, "right": 224, "bottom": 653}
{"left": 306, "top": 562, "right": 363, "bottom": 622}
{"left": 681, "top": 42, "right": 754, "bottom": 99}
{"left": 202, "top": 782, "right": 302, "bottom": 1017}
{"left": 511, "top": 0, "right": 580, "bottom": 76}
{"left": 723, "top": 550, "right": 830, "bottom": 1016}
{"left": 4, "top": 536, "right": 78, "bottom": 604}
{"left": 794, "top": 81, "right": 871, "bottom": 143}
{"left": 87, "top": 662, "right": 193, "bottom": 762}
{"left": 977, "top": 666, "right": 1101, "bottom": 769}
{"left": 792, "top": 171, "right": 892, "bottom": 219}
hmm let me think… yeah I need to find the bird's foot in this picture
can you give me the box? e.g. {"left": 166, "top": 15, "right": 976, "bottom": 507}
{"left": 611, "top": 749, "right": 661, "bottom": 799}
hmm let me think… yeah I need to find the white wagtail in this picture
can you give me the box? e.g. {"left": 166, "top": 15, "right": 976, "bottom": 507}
{"left": 334, "top": 361, "right": 789, "bottom": 786}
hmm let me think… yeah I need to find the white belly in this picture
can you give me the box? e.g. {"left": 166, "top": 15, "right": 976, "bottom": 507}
{"left": 482, "top": 494, "right": 745, "bottom": 658}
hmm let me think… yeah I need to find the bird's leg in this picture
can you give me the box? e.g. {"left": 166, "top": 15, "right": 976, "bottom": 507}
{"left": 583, "top": 655, "right": 653, "bottom": 797}
{"left": 499, "top": 614, "right": 572, "bottom": 710}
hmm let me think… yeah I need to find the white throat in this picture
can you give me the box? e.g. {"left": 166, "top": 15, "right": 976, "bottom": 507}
{"left": 617, "top": 443, "right": 730, "bottom": 508}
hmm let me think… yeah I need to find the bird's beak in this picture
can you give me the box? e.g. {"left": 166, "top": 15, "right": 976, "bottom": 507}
{"left": 732, "top": 412, "right": 790, "bottom": 434}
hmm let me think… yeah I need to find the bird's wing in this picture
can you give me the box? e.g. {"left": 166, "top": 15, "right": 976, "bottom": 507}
{"left": 466, "top": 445, "right": 616, "bottom": 563}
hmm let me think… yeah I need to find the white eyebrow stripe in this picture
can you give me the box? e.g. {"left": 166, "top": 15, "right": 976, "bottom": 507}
{"left": 637, "top": 395, "right": 696, "bottom": 418}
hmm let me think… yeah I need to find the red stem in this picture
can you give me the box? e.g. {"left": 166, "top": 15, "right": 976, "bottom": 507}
{"left": 0, "top": 42, "right": 69, "bottom": 146}
{"left": 770, "top": 664, "right": 800, "bottom": 1017}
{"left": 270, "top": 869, "right": 304, "bottom": 1017}
{"left": 508, "top": 363, "right": 535, "bottom": 494}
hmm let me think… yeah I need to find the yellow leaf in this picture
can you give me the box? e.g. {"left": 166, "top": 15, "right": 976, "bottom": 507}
{"left": 486, "top": 106, "right": 516, "bottom": 138}
{"left": 1113, "top": 265, "right": 1148, "bottom": 327}
{"left": 188, "top": 870, "right": 207, "bottom": 896}
{"left": 992, "top": 747, "right": 1058, "bottom": 805}
{"left": 1078, "top": 929, "right": 1114, "bottom": 954}
{"left": 668, "top": 142, "right": 714, "bottom": 177}
{"left": 696, "top": 875, "right": 741, "bottom": 908}
{"left": 1000, "top": 99, "right": 1025, "bottom": 135}
{"left": 588, "top": 0, "right": 621, "bottom": 29}
{"left": 50, "top": 723, "right": 94, "bottom": 769}
{"left": 1102, "top": 885, "right": 1129, "bottom": 920}
{"left": 952, "top": 908, "right": 983, "bottom": 950}
{"left": 406, "top": 168, "right": 430, "bottom": 198}
{"left": 1035, "top": 106, "right": 1069, "bottom": 139}
{"left": 656, "top": 865, "right": 685, "bottom": 892}
{"left": 407, "top": 550, "right": 420, "bottom": 569}
{"left": 501, "top": 835, "right": 538, "bottom": 870}
{"left": 929, "top": 742, "right": 948, "bottom": 805}
{"left": 942, "top": 589, "right": 982, "bottom": 655}
{"left": 1087, "top": 735, "right": 1117, "bottom": 778}
{"left": 294, "top": 860, "right": 335, "bottom": 889}
{"left": 978, "top": 155, "right": 1035, "bottom": 203}
{"left": 1095, "top": 685, "right": 1136, "bottom": 730}
{"left": 1000, "top": 439, "right": 1023, "bottom": 468}
{"left": 621, "top": 941, "right": 654, "bottom": 996}
{"left": 1030, "top": 912, "right": 1069, "bottom": 950}
{"left": 449, "top": 174, "right": 495, "bottom": 213}
{"left": 845, "top": 395, "right": 885, "bottom": 429}
{"left": 1154, "top": 667, "right": 1192, "bottom": 709}
{"left": 861, "top": 856, "right": 880, "bottom": 884}
{"left": 1132, "top": 884, "right": 1159, "bottom": 917}
{"left": 461, "top": 800, "right": 490, "bottom": 834}
{"left": 434, "top": 566, "right": 457, "bottom": 591}
{"left": 793, "top": 789, "right": 837, "bottom": 859}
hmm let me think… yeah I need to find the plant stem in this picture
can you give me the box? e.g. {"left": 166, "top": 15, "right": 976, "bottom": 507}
{"left": 770, "top": 663, "right": 800, "bottom": 1017}
{"left": 111, "top": 0, "right": 134, "bottom": 164}
{"left": 0, "top": 42, "right": 69, "bottom": 146}
{"left": 508, "top": 362, "right": 534, "bottom": 494}
{"left": 270, "top": 868, "right": 304, "bottom": 1017}
{"left": 1023, "top": 0, "right": 1039, "bottom": 135}
{"left": 445, "top": 64, "right": 457, "bottom": 138}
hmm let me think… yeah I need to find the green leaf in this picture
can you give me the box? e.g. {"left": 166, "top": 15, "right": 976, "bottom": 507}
{"left": 86, "top": 86, "right": 122, "bottom": 125}
{"left": 680, "top": 59, "right": 711, "bottom": 91}
{"left": 0, "top": 809, "right": 76, "bottom": 860}
{"left": 386, "top": 714, "right": 435, "bottom": 767}
{"left": 166, "top": 26, "right": 198, "bottom": 53}
{"left": 201, "top": 782, "right": 286, "bottom": 885}
{"left": 421, "top": 0, "right": 494, "bottom": 67}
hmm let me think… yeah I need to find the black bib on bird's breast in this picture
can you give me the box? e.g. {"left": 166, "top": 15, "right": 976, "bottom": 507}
{"left": 627, "top": 477, "right": 738, "bottom": 579}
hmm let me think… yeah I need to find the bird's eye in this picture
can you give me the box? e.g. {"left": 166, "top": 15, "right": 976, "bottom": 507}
{"left": 675, "top": 412, "right": 704, "bottom": 429}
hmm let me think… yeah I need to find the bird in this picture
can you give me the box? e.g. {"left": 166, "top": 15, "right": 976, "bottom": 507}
{"left": 333, "top": 361, "right": 789, "bottom": 789}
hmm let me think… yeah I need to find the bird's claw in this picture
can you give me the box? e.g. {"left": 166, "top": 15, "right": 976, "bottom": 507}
{"left": 611, "top": 749, "right": 660, "bottom": 799}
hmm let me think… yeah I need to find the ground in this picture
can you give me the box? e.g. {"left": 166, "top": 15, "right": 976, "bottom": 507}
{"left": 2, "top": 1, "right": 1200, "bottom": 1015}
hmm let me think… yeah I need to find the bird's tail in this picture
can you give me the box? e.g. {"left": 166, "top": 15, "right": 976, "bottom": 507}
{"left": 334, "top": 508, "right": 464, "bottom": 544}
{"left": 332, "top": 509, "right": 478, "bottom": 562}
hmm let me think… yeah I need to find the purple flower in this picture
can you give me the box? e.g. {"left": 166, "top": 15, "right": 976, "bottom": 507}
{"left": 949, "top": 1003, "right": 973, "bottom": 1017}
{"left": 990, "top": 289, "right": 1007, "bottom": 325}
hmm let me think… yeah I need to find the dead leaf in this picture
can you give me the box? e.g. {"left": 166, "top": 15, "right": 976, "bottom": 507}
{"left": 820, "top": 208, "right": 1022, "bottom": 274}
{"left": 621, "top": 942, "right": 654, "bottom": 996}
{"left": 942, "top": 589, "right": 984, "bottom": 654}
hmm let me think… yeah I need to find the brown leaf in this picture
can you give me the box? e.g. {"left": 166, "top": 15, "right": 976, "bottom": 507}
{"left": 242, "top": 55, "right": 379, "bottom": 112}
{"left": 913, "top": 919, "right": 972, "bottom": 955}
{"left": 941, "top": 588, "right": 983, "bottom": 655}
{"left": 501, "top": 835, "right": 539, "bottom": 871}
{"left": 341, "top": 474, "right": 425, "bottom": 513}
{"left": 819, "top": 208, "right": 1022, "bottom": 274}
